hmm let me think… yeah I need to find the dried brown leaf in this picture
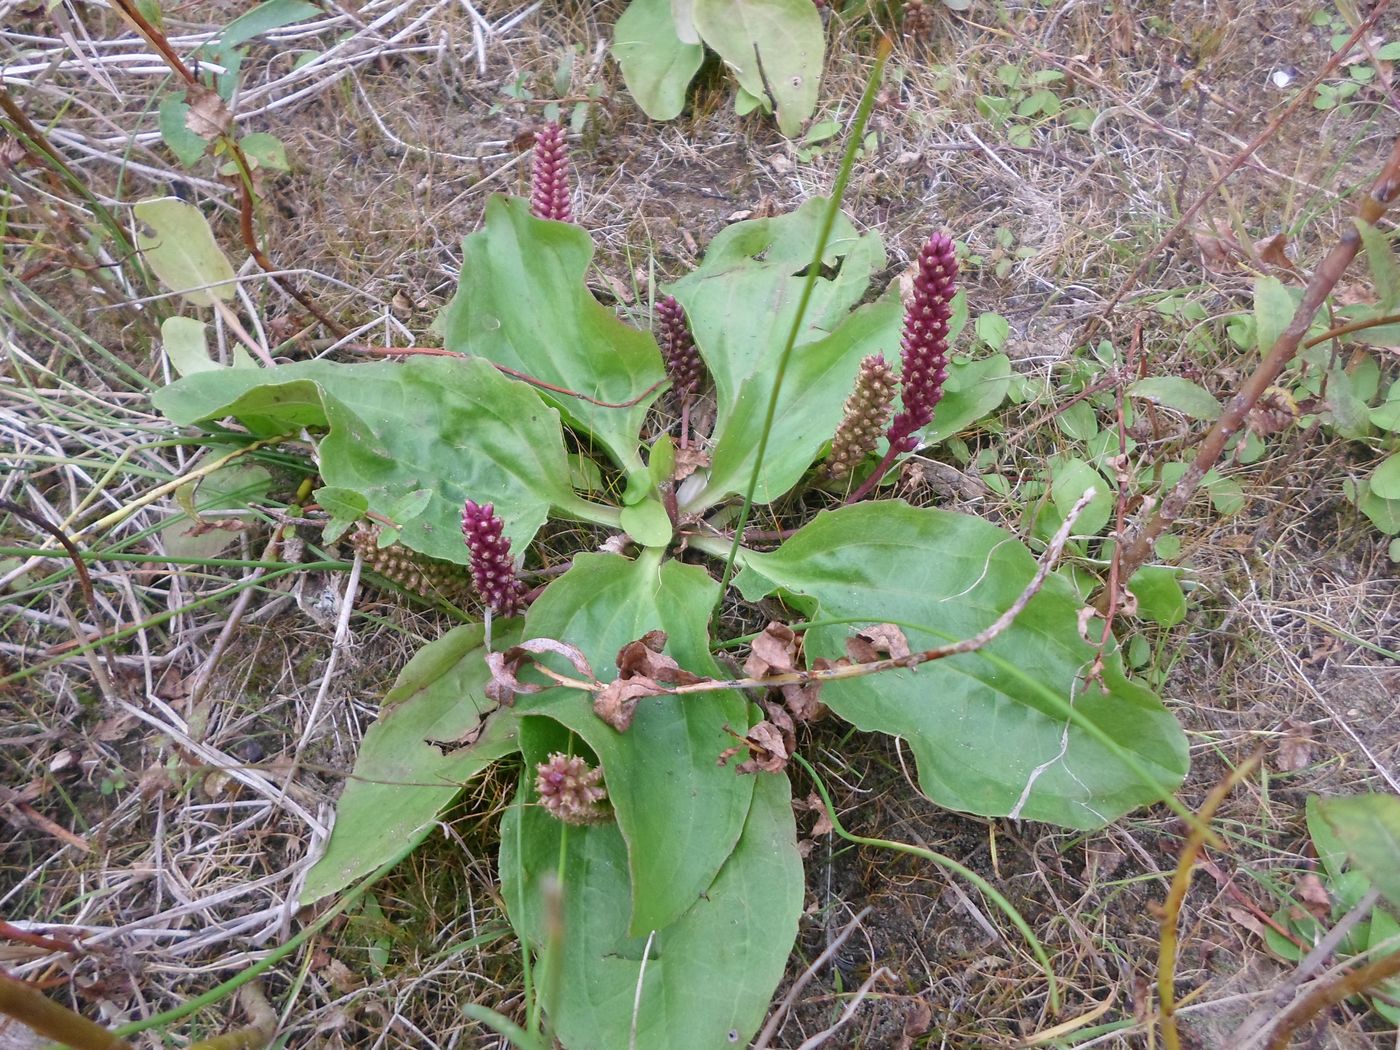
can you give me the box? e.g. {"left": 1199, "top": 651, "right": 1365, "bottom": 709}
{"left": 744, "top": 621, "right": 800, "bottom": 678}
{"left": 593, "top": 678, "right": 664, "bottom": 732}
{"left": 184, "top": 84, "right": 233, "bottom": 141}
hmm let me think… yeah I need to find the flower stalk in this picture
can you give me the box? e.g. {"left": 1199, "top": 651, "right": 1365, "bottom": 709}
{"left": 844, "top": 232, "right": 958, "bottom": 503}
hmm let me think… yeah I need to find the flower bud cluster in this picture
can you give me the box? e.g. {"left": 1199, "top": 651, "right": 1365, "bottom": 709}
{"left": 824, "top": 355, "right": 898, "bottom": 479}
{"left": 535, "top": 752, "right": 610, "bottom": 825}
{"left": 461, "top": 500, "right": 527, "bottom": 617}
{"left": 529, "top": 123, "right": 573, "bottom": 223}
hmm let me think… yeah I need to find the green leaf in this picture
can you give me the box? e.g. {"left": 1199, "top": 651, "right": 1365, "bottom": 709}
{"left": 734, "top": 502, "right": 1188, "bottom": 828}
{"left": 153, "top": 356, "right": 587, "bottom": 564}
{"left": 648, "top": 433, "right": 677, "bottom": 488}
{"left": 238, "top": 132, "right": 290, "bottom": 171}
{"left": 1346, "top": 477, "right": 1400, "bottom": 535}
{"left": 303, "top": 624, "right": 521, "bottom": 903}
{"left": 157, "top": 94, "right": 208, "bottom": 166}
{"left": 671, "top": 0, "right": 700, "bottom": 42}
{"left": 1373, "top": 453, "right": 1400, "bottom": 500}
{"left": 1048, "top": 457, "right": 1113, "bottom": 538}
{"left": 974, "top": 311, "right": 1010, "bottom": 351}
{"left": 1319, "top": 794, "right": 1400, "bottom": 912}
{"left": 613, "top": 0, "right": 705, "bottom": 121}
{"left": 924, "top": 353, "right": 1012, "bottom": 443}
{"left": 437, "top": 196, "right": 666, "bottom": 475}
{"left": 216, "top": 0, "right": 321, "bottom": 49}
{"left": 691, "top": 0, "right": 824, "bottom": 136}
{"left": 517, "top": 553, "right": 753, "bottom": 934}
{"left": 1254, "top": 275, "right": 1296, "bottom": 356}
{"left": 1128, "top": 377, "right": 1221, "bottom": 421}
{"left": 1326, "top": 366, "right": 1374, "bottom": 439}
{"left": 1356, "top": 219, "right": 1400, "bottom": 312}
{"left": 161, "top": 316, "right": 216, "bottom": 377}
{"left": 667, "top": 199, "right": 891, "bottom": 509}
{"left": 134, "top": 197, "right": 237, "bottom": 307}
{"left": 1056, "top": 400, "right": 1099, "bottom": 441}
{"left": 500, "top": 766, "right": 801, "bottom": 1050}
{"left": 1127, "top": 565, "right": 1186, "bottom": 627}
{"left": 619, "top": 498, "right": 673, "bottom": 547}
{"left": 314, "top": 485, "right": 368, "bottom": 543}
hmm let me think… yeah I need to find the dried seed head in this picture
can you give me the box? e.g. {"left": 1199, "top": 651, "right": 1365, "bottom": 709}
{"left": 1247, "top": 386, "right": 1299, "bottom": 437}
{"left": 348, "top": 524, "right": 473, "bottom": 604}
{"left": 535, "top": 752, "right": 610, "bottom": 825}
{"left": 529, "top": 123, "right": 573, "bottom": 223}
{"left": 887, "top": 232, "right": 958, "bottom": 453}
{"left": 825, "top": 354, "right": 898, "bottom": 479}
{"left": 461, "top": 500, "right": 527, "bottom": 617}
{"left": 656, "top": 295, "right": 704, "bottom": 404}
{"left": 903, "top": 0, "right": 934, "bottom": 38}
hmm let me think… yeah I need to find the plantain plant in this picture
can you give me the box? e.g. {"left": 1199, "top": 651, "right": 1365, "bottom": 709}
{"left": 148, "top": 110, "right": 1188, "bottom": 1048}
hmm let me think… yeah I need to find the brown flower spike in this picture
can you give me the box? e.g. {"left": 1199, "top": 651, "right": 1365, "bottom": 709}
{"left": 825, "top": 354, "right": 898, "bottom": 479}
{"left": 535, "top": 752, "right": 610, "bottom": 825}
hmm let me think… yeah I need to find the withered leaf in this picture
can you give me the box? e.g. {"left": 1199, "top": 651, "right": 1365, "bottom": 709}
{"left": 184, "top": 84, "right": 233, "bottom": 141}
{"left": 593, "top": 678, "right": 666, "bottom": 732}
{"left": 735, "top": 720, "right": 789, "bottom": 774}
{"left": 744, "top": 621, "right": 800, "bottom": 679}
{"left": 614, "top": 631, "right": 703, "bottom": 686}
{"left": 485, "top": 637, "right": 597, "bottom": 705}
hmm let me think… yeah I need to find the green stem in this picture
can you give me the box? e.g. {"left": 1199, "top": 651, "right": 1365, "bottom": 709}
{"left": 794, "top": 753, "right": 1061, "bottom": 1013}
{"left": 712, "top": 40, "right": 893, "bottom": 614}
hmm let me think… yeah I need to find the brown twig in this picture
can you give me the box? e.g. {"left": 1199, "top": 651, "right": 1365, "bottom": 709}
{"left": 106, "top": 0, "right": 349, "bottom": 339}
{"left": 538, "top": 489, "right": 1095, "bottom": 698}
{"left": 1082, "top": 0, "right": 1392, "bottom": 340}
{"left": 1117, "top": 132, "right": 1400, "bottom": 581}
{"left": 752, "top": 907, "right": 874, "bottom": 1049}
{"left": 0, "top": 499, "right": 96, "bottom": 612}
{"left": 348, "top": 345, "right": 666, "bottom": 408}
{"left": 0, "top": 972, "right": 132, "bottom": 1050}
{"left": 1260, "top": 948, "right": 1400, "bottom": 1050}
{"left": 1157, "top": 752, "right": 1261, "bottom": 1050}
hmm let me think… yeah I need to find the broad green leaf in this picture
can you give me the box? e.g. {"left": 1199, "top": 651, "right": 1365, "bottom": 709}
{"left": 1375, "top": 382, "right": 1400, "bottom": 433}
{"left": 1320, "top": 794, "right": 1400, "bottom": 912}
{"left": 437, "top": 196, "right": 666, "bottom": 475}
{"left": 924, "top": 353, "right": 1012, "bottom": 443}
{"left": 614, "top": 0, "right": 705, "bottom": 122}
{"left": 691, "top": 0, "right": 824, "bottom": 136}
{"left": 1254, "top": 275, "right": 1295, "bottom": 356}
{"left": 667, "top": 199, "right": 890, "bottom": 509}
{"left": 154, "top": 356, "right": 588, "bottom": 564}
{"left": 1056, "top": 400, "right": 1099, "bottom": 441}
{"left": 303, "top": 624, "right": 521, "bottom": 903}
{"left": 974, "top": 311, "right": 1010, "bottom": 351}
{"left": 1128, "top": 377, "right": 1221, "bottom": 421}
{"left": 735, "top": 502, "right": 1188, "bottom": 828}
{"left": 1326, "top": 366, "right": 1373, "bottom": 440}
{"left": 1048, "top": 457, "right": 1112, "bottom": 538}
{"left": 161, "top": 316, "right": 215, "bottom": 377}
{"left": 1127, "top": 565, "right": 1186, "bottom": 627}
{"left": 671, "top": 0, "right": 700, "bottom": 42}
{"left": 217, "top": 0, "right": 321, "bottom": 49}
{"left": 238, "top": 132, "right": 290, "bottom": 172}
{"left": 500, "top": 766, "right": 800, "bottom": 1050}
{"left": 134, "top": 197, "right": 236, "bottom": 307}
{"left": 1372, "top": 453, "right": 1400, "bottom": 500}
{"left": 619, "top": 498, "right": 673, "bottom": 547}
{"left": 1345, "top": 477, "right": 1400, "bottom": 535}
{"left": 1356, "top": 219, "right": 1400, "bottom": 312}
{"left": 157, "top": 94, "right": 208, "bottom": 166}
{"left": 516, "top": 552, "right": 752, "bottom": 934}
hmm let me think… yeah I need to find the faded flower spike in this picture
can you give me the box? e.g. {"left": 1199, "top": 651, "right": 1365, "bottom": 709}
{"left": 657, "top": 295, "right": 703, "bottom": 404}
{"left": 529, "top": 122, "right": 573, "bottom": 223}
{"left": 535, "top": 752, "right": 610, "bottom": 825}
{"left": 887, "top": 232, "right": 958, "bottom": 453}
{"left": 348, "top": 524, "right": 472, "bottom": 604}
{"left": 461, "top": 500, "right": 527, "bottom": 617}
{"left": 826, "top": 354, "right": 898, "bottom": 479}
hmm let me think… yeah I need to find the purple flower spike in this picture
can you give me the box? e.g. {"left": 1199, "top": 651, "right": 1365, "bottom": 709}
{"left": 529, "top": 123, "right": 573, "bottom": 223}
{"left": 886, "top": 233, "right": 958, "bottom": 453}
{"left": 657, "top": 295, "right": 703, "bottom": 404}
{"left": 461, "top": 499, "right": 527, "bottom": 617}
